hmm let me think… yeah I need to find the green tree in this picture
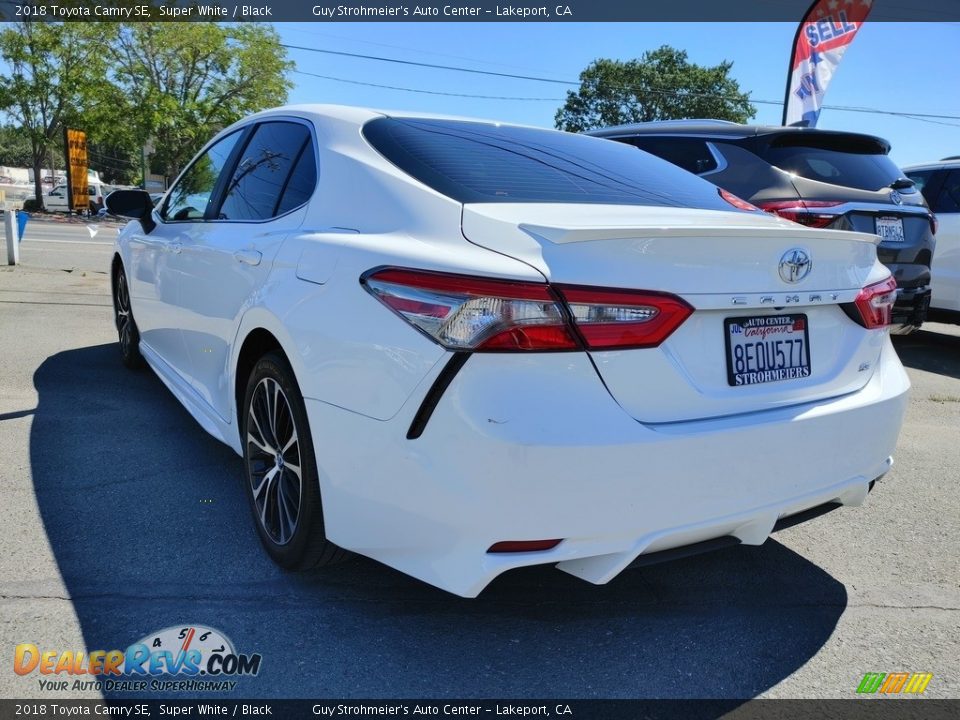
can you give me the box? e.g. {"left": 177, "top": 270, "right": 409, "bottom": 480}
{"left": 0, "top": 125, "right": 33, "bottom": 169}
{"left": 555, "top": 46, "right": 756, "bottom": 133}
{"left": 109, "top": 23, "right": 292, "bottom": 181}
{"left": 0, "top": 22, "right": 115, "bottom": 208}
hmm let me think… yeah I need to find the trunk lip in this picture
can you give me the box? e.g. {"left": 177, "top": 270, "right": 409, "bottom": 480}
{"left": 462, "top": 202, "right": 881, "bottom": 246}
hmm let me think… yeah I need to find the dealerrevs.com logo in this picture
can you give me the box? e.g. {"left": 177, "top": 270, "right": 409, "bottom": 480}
{"left": 14, "top": 625, "right": 262, "bottom": 693}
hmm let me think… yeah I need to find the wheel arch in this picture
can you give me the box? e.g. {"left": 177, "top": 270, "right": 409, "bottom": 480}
{"left": 231, "top": 311, "right": 306, "bottom": 449}
{"left": 110, "top": 253, "right": 124, "bottom": 324}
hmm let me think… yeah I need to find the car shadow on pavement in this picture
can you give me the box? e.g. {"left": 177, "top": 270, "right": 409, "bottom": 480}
{"left": 893, "top": 329, "right": 960, "bottom": 381}
{"left": 31, "top": 344, "right": 848, "bottom": 700}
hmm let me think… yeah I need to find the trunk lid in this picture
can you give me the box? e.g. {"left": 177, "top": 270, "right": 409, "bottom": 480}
{"left": 462, "top": 203, "right": 888, "bottom": 423}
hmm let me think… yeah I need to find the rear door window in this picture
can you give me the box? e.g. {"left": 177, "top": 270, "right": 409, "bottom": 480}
{"left": 933, "top": 170, "right": 960, "bottom": 213}
{"left": 216, "top": 121, "right": 314, "bottom": 221}
{"left": 760, "top": 135, "right": 904, "bottom": 192}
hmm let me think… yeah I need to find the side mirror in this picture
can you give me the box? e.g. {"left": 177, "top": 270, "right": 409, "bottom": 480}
{"left": 104, "top": 189, "right": 155, "bottom": 233}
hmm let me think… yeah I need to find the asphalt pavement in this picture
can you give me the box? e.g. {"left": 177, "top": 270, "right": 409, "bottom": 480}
{"left": 1, "top": 218, "right": 958, "bottom": 701}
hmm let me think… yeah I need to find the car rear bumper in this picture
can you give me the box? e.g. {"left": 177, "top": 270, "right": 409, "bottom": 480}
{"left": 306, "top": 337, "right": 910, "bottom": 597}
{"left": 891, "top": 285, "right": 931, "bottom": 334}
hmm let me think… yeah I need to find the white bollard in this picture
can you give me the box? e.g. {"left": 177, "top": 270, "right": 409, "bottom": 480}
{"left": 5, "top": 209, "right": 20, "bottom": 266}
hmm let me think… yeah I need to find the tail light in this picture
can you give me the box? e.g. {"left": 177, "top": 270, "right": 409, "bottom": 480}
{"left": 718, "top": 188, "right": 759, "bottom": 212}
{"left": 849, "top": 276, "right": 898, "bottom": 329}
{"left": 362, "top": 268, "right": 692, "bottom": 352}
{"left": 557, "top": 286, "right": 693, "bottom": 349}
{"left": 929, "top": 213, "right": 938, "bottom": 236}
{"left": 757, "top": 200, "right": 843, "bottom": 229}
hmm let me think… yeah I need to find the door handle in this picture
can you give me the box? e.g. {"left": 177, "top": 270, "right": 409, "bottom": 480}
{"left": 168, "top": 242, "right": 182, "bottom": 255}
{"left": 234, "top": 249, "right": 262, "bottom": 266}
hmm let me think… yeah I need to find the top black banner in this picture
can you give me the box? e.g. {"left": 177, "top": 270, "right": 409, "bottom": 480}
{"left": 2, "top": 0, "right": 959, "bottom": 22}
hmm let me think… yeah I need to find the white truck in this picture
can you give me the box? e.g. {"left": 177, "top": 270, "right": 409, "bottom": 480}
{"left": 44, "top": 173, "right": 109, "bottom": 213}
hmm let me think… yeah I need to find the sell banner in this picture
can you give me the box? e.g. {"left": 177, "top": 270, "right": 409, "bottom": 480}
{"left": 782, "top": 0, "right": 873, "bottom": 127}
{"left": 64, "top": 128, "right": 88, "bottom": 212}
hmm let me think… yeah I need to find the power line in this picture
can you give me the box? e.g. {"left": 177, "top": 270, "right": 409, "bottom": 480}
{"left": 282, "top": 44, "right": 576, "bottom": 86}
{"left": 292, "top": 69, "right": 561, "bottom": 101}
{"left": 284, "top": 44, "right": 960, "bottom": 123}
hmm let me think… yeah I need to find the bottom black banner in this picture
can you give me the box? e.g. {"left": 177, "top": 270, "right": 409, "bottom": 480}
{"left": 1, "top": 700, "right": 959, "bottom": 720}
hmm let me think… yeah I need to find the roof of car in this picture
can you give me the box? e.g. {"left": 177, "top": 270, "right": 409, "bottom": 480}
{"left": 585, "top": 119, "right": 891, "bottom": 151}
{"left": 902, "top": 158, "right": 960, "bottom": 171}
{"left": 241, "top": 104, "right": 554, "bottom": 131}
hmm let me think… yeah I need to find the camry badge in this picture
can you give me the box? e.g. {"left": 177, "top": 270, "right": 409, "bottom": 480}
{"left": 779, "top": 248, "right": 812, "bottom": 284}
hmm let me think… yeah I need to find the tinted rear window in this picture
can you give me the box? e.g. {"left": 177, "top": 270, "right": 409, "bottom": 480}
{"left": 760, "top": 135, "right": 903, "bottom": 192}
{"left": 624, "top": 137, "right": 719, "bottom": 175}
{"left": 363, "top": 118, "right": 736, "bottom": 210}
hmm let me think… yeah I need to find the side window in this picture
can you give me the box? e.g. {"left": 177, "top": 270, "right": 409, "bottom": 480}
{"left": 217, "top": 121, "right": 314, "bottom": 221}
{"left": 905, "top": 170, "right": 938, "bottom": 207}
{"left": 275, "top": 142, "right": 317, "bottom": 216}
{"left": 161, "top": 130, "right": 242, "bottom": 222}
{"left": 628, "top": 137, "right": 719, "bottom": 175}
{"left": 934, "top": 170, "right": 960, "bottom": 213}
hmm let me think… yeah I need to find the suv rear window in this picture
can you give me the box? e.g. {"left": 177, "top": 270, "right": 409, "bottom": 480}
{"left": 363, "top": 117, "right": 734, "bottom": 210}
{"left": 624, "top": 137, "right": 719, "bottom": 175}
{"left": 759, "top": 134, "right": 903, "bottom": 192}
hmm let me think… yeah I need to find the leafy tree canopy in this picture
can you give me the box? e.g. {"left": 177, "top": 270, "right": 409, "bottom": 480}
{"left": 556, "top": 46, "right": 756, "bottom": 133}
{"left": 109, "top": 23, "right": 293, "bottom": 179}
{"left": 0, "top": 22, "right": 114, "bottom": 205}
{"left": 0, "top": 125, "right": 33, "bottom": 169}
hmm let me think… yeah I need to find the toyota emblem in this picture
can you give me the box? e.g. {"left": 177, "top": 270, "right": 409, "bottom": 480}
{"left": 779, "top": 248, "right": 812, "bottom": 284}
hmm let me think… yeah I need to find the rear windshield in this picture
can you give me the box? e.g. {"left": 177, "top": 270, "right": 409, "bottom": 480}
{"left": 363, "top": 117, "right": 736, "bottom": 210}
{"left": 760, "top": 134, "right": 904, "bottom": 192}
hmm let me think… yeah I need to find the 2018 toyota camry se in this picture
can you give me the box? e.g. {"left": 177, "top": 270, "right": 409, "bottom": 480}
{"left": 107, "top": 105, "right": 910, "bottom": 597}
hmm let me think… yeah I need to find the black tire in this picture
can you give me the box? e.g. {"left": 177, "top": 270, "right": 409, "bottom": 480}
{"left": 113, "top": 263, "right": 145, "bottom": 369}
{"left": 242, "top": 351, "right": 347, "bottom": 570}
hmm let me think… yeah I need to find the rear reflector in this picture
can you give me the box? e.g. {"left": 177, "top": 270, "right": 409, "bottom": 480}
{"left": 850, "top": 276, "right": 898, "bottom": 329}
{"left": 757, "top": 199, "right": 843, "bottom": 229}
{"left": 488, "top": 539, "right": 562, "bottom": 553}
{"left": 362, "top": 268, "right": 693, "bottom": 352}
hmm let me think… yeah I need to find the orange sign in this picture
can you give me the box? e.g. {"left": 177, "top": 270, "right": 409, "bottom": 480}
{"left": 64, "top": 128, "right": 88, "bottom": 213}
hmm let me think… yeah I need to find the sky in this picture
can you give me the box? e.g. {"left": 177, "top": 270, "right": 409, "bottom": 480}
{"left": 275, "top": 21, "right": 960, "bottom": 167}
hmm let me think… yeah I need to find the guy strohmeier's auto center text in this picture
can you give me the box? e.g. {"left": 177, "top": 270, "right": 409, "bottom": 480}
{"left": 11, "top": 3, "right": 574, "bottom": 20}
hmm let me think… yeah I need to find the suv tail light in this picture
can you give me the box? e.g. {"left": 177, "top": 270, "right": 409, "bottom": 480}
{"left": 718, "top": 188, "right": 760, "bottom": 212}
{"left": 757, "top": 200, "right": 844, "bottom": 228}
{"left": 362, "top": 268, "right": 692, "bottom": 352}
{"left": 849, "top": 276, "right": 898, "bottom": 329}
{"left": 929, "top": 213, "right": 938, "bottom": 236}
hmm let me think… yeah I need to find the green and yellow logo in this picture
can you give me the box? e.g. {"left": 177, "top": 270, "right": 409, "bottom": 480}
{"left": 857, "top": 672, "right": 933, "bottom": 695}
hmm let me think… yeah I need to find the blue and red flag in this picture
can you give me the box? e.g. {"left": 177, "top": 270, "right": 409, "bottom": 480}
{"left": 782, "top": 0, "right": 873, "bottom": 127}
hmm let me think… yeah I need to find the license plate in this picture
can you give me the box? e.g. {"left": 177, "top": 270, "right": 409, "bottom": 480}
{"left": 724, "top": 314, "right": 811, "bottom": 387}
{"left": 876, "top": 216, "right": 905, "bottom": 242}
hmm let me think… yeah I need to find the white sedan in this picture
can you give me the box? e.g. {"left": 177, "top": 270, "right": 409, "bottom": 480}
{"left": 107, "top": 105, "right": 909, "bottom": 597}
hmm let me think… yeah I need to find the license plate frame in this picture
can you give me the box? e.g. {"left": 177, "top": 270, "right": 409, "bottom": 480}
{"left": 724, "top": 314, "right": 812, "bottom": 387}
{"left": 875, "top": 216, "right": 905, "bottom": 243}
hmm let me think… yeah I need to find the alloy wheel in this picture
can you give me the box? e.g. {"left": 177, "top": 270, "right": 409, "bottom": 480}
{"left": 246, "top": 377, "right": 303, "bottom": 546}
{"left": 115, "top": 271, "right": 134, "bottom": 356}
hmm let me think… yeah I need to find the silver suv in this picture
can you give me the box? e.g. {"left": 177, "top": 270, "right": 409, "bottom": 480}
{"left": 588, "top": 121, "right": 937, "bottom": 333}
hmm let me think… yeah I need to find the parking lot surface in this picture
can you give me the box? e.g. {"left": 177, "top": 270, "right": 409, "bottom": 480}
{"left": 1, "top": 219, "right": 958, "bottom": 700}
